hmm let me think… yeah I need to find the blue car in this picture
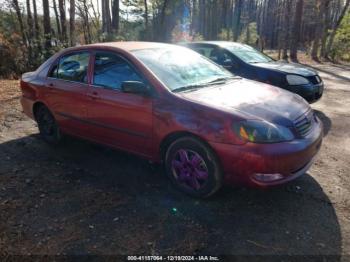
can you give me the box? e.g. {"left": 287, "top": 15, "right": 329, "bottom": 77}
{"left": 182, "top": 41, "right": 324, "bottom": 103}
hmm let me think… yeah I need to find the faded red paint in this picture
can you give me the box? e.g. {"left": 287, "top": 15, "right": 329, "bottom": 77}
{"left": 20, "top": 42, "right": 323, "bottom": 188}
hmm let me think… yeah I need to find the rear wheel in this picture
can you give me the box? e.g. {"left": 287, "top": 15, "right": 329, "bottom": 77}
{"left": 35, "top": 105, "right": 62, "bottom": 145}
{"left": 165, "top": 136, "right": 223, "bottom": 198}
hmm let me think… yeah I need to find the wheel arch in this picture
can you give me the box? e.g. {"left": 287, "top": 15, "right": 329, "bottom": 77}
{"left": 159, "top": 131, "right": 220, "bottom": 164}
{"left": 32, "top": 101, "right": 49, "bottom": 120}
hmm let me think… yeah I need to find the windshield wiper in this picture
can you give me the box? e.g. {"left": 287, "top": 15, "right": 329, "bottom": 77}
{"left": 172, "top": 84, "right": 208, "bottom": 93}
{"left": 173, "top": 76, "right": 238, "bottom": 93}
{"left": 207, "top": 76, "right": 238, "bottom": 84}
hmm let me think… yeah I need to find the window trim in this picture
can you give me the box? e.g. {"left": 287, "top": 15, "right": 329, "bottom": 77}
{"left": 47, "top": 50, "right": 92, "bottom": 85}
{"left": 90, "top": 50, "right": 153, "bottom": 95}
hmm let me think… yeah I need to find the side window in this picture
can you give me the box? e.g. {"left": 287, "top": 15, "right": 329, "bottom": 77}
{"left": 209, "top": 48, "right": 233, "bottom": 66}
{"left": 57, "top": 52, "right": 90, "bottom": 83}
{"left": 93, "top": 52, "right": 144, "bottom": 90}
{"left": 193, "top": 47, "right": 214, "bottom": 59}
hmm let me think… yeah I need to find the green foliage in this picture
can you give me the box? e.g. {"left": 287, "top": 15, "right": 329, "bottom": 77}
{"left": 331, "top": 11, "right": 350, "bottom": 61}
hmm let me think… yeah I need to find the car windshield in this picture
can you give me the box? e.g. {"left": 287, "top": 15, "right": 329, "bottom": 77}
{"left": 226, "top": 45, "right": 274, "bottom": 64}
{"left": 131, "top": 47, "right": 234, "bottom": 92}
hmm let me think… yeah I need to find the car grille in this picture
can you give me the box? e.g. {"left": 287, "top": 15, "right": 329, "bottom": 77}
{"left": 306, "top": 75, "right": 322, "bottom": 85}
{"left": 294, "top": 111, "right": 314, "bottom": 137}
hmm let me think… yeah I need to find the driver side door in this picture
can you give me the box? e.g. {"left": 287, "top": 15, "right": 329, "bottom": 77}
{"left": 85, "top": 51, "right": 153, "bottom": 157}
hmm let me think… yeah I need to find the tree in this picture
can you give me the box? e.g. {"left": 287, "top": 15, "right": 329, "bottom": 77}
{"left": 144, "top": 0, "right": 149, "bottom": 36}
{"left": 290, "top": 0, "right": 304, "bottom": 61}
{"left": 326, "top": 0, "right": 350, "bottom": 58}
{"left": 69, "top": 0, "right": 75, "bottom": 46}
{"left": 282, "top": 0, "right": 292, "bottom": 60}
{"left": 25, "top": 0, "right": 33, "bottom": 59}
{"left": 311, "top": 0, "right": 331, "bottom": 60}
{"left": 11, "top": 0, "right": 27, "bottom": 47}
{"left": 102, "top": 0, "right": 112, "bottom": 35}
{"left": 32, "top": 0, "right": 40, "bottom": 48}
{"left": 59, "top": 0, "right": 68, "bottom": 45}
{"left": 112, "top": 0, "right": 120, "bottom": 34}
{"left": 232, "top": 0, "right": 243, "bottom": 41}
{"left": 43, "top": 0, "right": 52, "bottom": 50}
{"left": 53, "top": 0, "right": 62, "bottom": 38}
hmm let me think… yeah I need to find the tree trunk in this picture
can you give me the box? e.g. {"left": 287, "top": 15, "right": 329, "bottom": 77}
{"left": 26, "top": 0, "right": 33, "bottom": 40}
{"left": 102, "top": 0, "right": 112, "bottom": 34}
{"left": 32, "top": 0, "right": 40, "bottom": 42}
{"left": 232, "top": 0, "right": 243, "bottom": 41}
{"left": 59, "top": 0, "right": 68, "bottom": 45}
{"left": 11, "top": 0, "right": 27, "bottom": 47}
{"left": 311, "top": 0, "right": 330, "bottom": 60}
{"left": 159, "top": 0, "right": 169, "bottom": 41}
{"left": 43, "top": 0, "right": 52, "bottom": 50}
{"left": 53, "top": 0, "right": 62, "bottom": 38}
{"left": 31, "top": 0, "right": 41, "bottom": 52}
{"left": 198, "top": 0, "right": 205, "bottom": 38}
{"left": 26, "top": 0, "right": 33, "bottom": 61}
{"left": 69, "top": 0, "right": 75, "bottom": 46}
{"left": 83, "top": 0, "right": 92, "bottom": 43}
{"left": 144, "top": 0, "right": 149, "bottom": 35}
{"left": 112, "top": 0, "right": 119, "bottom": 33}
{"left": 290, "top": 0, "right": 304, "bottom": 62}
{"left": 282, "top": 0, "right": 292, "bottom": 60}
{"left": 325, "top": 0, "right": 350, "bottom": 58}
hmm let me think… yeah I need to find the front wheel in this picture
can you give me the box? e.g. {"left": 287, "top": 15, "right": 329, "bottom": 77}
{"left": 35, "top": 106, "right": 62, "bottom": 145}
{"left": 165, "top": 137, "right": 223, "bottom": 198}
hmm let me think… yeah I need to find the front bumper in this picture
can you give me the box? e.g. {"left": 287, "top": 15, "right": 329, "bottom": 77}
{"left": 209, "top": 120, "right": 323, "bottom": 187}
{"left": 293, "top": 82, "right": 324, "bottom": 103}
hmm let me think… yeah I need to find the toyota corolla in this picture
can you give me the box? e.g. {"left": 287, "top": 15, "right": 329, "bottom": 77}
{"left": 20, "top": 42, "right": 323, "bottom": 197}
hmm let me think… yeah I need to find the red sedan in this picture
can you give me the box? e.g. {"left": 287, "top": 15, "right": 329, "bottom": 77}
{"left": 20, "top": 42, "right": 323, "bottom": 197}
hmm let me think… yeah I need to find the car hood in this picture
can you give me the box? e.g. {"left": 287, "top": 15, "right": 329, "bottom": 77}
{"left": 252, "top": 61, "right": 317, "bottom": 76}
{"left": 178, "top": 79, "right": 310, "bottom": 126}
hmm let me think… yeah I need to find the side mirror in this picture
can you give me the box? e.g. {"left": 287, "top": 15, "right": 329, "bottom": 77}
{"left": 121, "top": 81, "right": 149, "bottom": 95}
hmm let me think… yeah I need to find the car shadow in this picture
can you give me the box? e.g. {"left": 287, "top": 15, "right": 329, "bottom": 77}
{"left": 0, "top": 134, "right": 341, "bottom": 258}
{"left": 314, "top": 109, "right": 332, "bottom": 137}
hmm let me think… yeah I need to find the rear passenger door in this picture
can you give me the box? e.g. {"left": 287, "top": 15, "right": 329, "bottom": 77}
{"left": 46, "top": 51, "right": 91, "bottom": 136}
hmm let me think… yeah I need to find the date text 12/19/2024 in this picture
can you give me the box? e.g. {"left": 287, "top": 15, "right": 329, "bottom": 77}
{"left": 127, "top": 256, "right": 220, "bottom": 261}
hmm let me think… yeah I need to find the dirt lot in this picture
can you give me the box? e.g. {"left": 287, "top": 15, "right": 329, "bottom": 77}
{"left": 0, "top": 62, "right": 350, "bottom": 260}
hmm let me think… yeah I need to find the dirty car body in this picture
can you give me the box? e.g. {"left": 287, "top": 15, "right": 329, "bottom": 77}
{"left": 183, "top": 41, "right": 324, "bottom": 103}
{"left": 20, "top": 42, "right": 323, "bottom": 197}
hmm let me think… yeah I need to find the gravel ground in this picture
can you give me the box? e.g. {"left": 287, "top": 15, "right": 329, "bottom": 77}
{"left": 0, "top": 61, "right": 349, "bottom": 260}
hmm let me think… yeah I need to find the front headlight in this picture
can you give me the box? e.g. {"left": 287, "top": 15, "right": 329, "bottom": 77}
{"left": 286, "top": 75, "right": 310, "bottom": 85}
{"left": 233, "top": 120, "right": 294, "bottom": 143}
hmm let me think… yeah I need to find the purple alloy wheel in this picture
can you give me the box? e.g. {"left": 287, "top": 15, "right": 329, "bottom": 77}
{"left": 171, "top": 149, "right": 209, "bottom": 190}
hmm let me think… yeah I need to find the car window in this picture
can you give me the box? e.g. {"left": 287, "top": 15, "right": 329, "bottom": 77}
{"left": 226, "top": 45, "right": 273, "bottom": 63}
{"left": 193, "top": 47, "right": 214, "bottom": 58}
{"left": 209, "top": 48, "right": 233, "bottom": 66}
{"left": 56, "top": 52, "right": 90, "bottom": 83}
{"left": 93, "top": 52, "right": 144, "bottom": 90}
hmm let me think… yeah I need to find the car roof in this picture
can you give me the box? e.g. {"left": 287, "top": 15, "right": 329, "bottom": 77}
{"left": 66, "top": 41, "right": 176, "bottom": 52}
{"left": 183, "top": 41, "right": 252, "bottom": 49}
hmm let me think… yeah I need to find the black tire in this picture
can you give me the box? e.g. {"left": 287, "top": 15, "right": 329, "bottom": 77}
{"left": 165, "top": 136, "right": 223, "bottom": 198}
{"left": 35, "top": 105, "right": 62, "bottom": 145}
